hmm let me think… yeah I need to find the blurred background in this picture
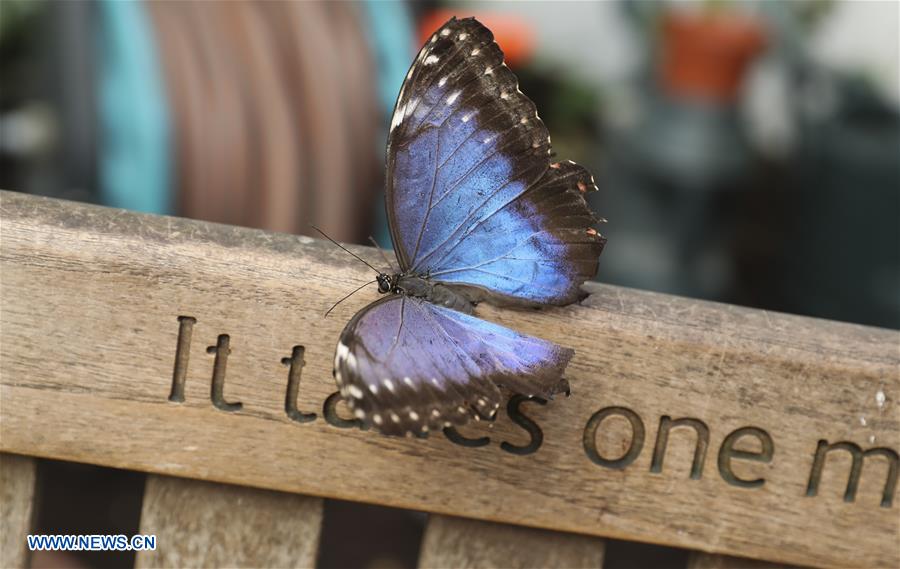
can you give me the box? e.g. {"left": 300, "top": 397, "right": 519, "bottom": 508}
{"left": 2, "top": 1, "right": 897, "bottom": 568}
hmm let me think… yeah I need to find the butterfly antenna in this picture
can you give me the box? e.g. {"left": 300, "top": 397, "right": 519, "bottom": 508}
{"left": 368, "top": 235, "right": 395, "bottom": 272}
{"left": 310, "top": 224, "right": 381, "bottom": 274}
{"left": 324, "top": 279, "right": 377, "bottom": 318}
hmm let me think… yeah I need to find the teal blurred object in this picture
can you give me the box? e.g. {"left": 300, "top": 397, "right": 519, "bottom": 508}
{"left": 97, "top": 0, "right": 171, "bottom": 214}
{"left": 361, "top": 0, "right": 415, "bottom": 250}
{"left": 361, "top": 0, "right": 415, "bottom": 119}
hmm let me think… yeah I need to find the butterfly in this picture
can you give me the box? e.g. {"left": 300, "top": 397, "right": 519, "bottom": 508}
{"left": 332, "top": 17, "right": 605, "bottom": 437}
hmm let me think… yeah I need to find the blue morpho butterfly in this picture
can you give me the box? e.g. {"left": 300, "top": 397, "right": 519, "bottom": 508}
{"left": 330, "top": 17, "right": 605, "bottom": 437}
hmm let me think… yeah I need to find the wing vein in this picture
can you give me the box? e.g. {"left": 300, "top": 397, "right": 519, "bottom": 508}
{"left": 439, "top": 268, "right": 561, "bottom": 294}
{"left": 408, "top": 134, "right": 442, "bottom": 263}
{"left": 387, "top": 296, "right": 407, "bottom": 359}
{"left": 415, "top": 172, "right": 536, "bottom": 270}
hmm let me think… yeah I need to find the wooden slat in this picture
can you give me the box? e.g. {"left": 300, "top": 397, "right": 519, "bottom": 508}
{"left": 0, "top": 453, "right": 38, "bottom": 569}
{"left": 419, "top": 515, "right": 604, "bottom": 569}
{"left": 136, "top": 475, "right": 323, "bottom": 568}
{"left": 688, "top": 552, "right": 799, "bottom": 569}
{"left": 1, "top": 192, "right": 898, "bottom": 568}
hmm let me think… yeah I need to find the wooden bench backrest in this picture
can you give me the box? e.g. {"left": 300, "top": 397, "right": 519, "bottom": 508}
{"left": 1, "top": 192, "right": 897, "bottom": 568}
{"left": 4, "top": 459, "right": 786, "bottom": 568}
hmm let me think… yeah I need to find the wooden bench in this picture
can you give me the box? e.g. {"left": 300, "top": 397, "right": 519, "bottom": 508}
{"left": 1, "top": 191, "right": 897, "bottom": 568}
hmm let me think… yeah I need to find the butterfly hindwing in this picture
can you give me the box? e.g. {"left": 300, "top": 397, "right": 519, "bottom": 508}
{"left": 334, "top": 296, "right": 573, "bottom": 436}
{"left": 386, "top": 17, "right": 604, "bottom": 306}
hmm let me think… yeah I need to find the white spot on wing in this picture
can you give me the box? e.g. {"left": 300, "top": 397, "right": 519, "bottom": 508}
{"left": 424, "top": 54, "right": 440, "bottom": 65}
{"left": 404, "top": 377, "right": 414, "bottom": 387}
{"left": 484, "top": 67, "right": 493, "bottom": 75}
{"left": 409, "top": 411, "right": 420, "bottom": 421}
{"left": 373, "top": 414, "right": 383, "bottom": 425}
{"left": 390, "top": 412, "right": 401, "bottom": 423}
{"left": 440, "top": 28, "right": 451, "bottom": 37}
{"left": 446, "top": 91, "right": 461, "bottom": 105}
{"left": 438, "top": 76, "right": 447, "bottom": 87}
{"left": 390, "top": 103, "right": 406, "bottom": 132}
{"left": 348, "top": 385, "right": 363, "bottom": 399}
{"left": 384, "top": 379, "right": 395, "bottom": 392}
{"left": 471, "top": 48, "right": 480, "bottom": 56}
{"left": 391, "top": 97, "right": 419, "bottom": 132}
{"left": 458, "top": 33, "right": 468, "bottom": 40}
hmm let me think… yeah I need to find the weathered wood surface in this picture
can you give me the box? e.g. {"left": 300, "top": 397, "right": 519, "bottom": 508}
{"left": 688, "top": 552, "right": 798, "bottom": 569}
{"left": 1, "top": 191, "right": 898, "bottom": 568}
{"left": 419, "top": 515, "right": 605, "bottom": 568}
{"left": 0, "top": 453, "right": 37, "bottom": 569}
{"left": 136, "top": 475, "right": 322, "bottom": 568}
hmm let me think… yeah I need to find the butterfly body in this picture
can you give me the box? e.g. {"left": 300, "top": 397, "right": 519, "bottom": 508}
{"left": 332, "top": 17, "right": 605, "bottom": 437}
{"left": 384, "top": 273, "right": 477, "bottom": 314}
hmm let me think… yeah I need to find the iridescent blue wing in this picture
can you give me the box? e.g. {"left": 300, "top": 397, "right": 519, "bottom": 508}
{"left": 386, "top": 17, "right": 605, "bottom": 306}
{"left": 334, "top": 296, "right": 572, "bottom": 436}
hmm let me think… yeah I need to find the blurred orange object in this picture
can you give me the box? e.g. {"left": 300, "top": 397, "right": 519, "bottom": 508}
{"left": 418, "top": 10, "right": 535, "bottom": 68}
{"left": 660, "top": 9, "right": 767, "bottom": 103}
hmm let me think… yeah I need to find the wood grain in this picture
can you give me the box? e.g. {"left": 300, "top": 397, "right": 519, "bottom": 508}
{"left": 419, "top": 515, "right": 605, "bottom": 569}
{"left": 0, "top": 453, "right": 37, "bottom": 569}
{"left": 688, "top": 552, "right": 800, "bottom": 569}
{"left": 136, "top": 474, "right": 323, "bottom": 569}
{"left": 1, "top": 192, "right": 898, "bottom": 568}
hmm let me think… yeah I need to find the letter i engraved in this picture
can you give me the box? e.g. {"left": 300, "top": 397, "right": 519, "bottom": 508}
{"left": 282, "top": 346, "right": 316, "bottom": 423}
{"left": 207, "top": 334, "right": 242, "bottom": 412}
{"left": 169, "top": 316, "right": 196, "bottom": 402}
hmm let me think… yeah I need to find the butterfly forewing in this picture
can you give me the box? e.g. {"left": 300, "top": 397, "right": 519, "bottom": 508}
{"left": 385, "top": 17, "right": 604, "bottom": 305}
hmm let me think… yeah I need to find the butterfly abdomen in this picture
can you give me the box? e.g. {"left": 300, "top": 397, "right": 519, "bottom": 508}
{"left": 396, "top": 275, "right": 474, "bottom": 314}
